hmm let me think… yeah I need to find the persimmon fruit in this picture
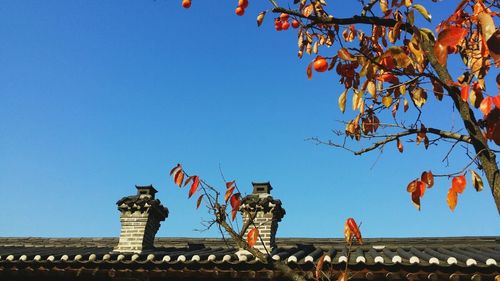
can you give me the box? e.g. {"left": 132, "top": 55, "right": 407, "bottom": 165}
{"left": 182, "top": 0, "right": 191, "bottom": 8}
{"left": 235, "top": 6, "right": 245, "bottom": 16}
{"left": 291, "top": 19, "right": 300, "bottom": 28}
{"left": 238, "top": 0, "right": 248, "bottom": 8}
{"left": 282, "top": 21, "right": 290, "bottom": 30}
{"left": 314, "top": 57, "right": 328, "bottom": 72}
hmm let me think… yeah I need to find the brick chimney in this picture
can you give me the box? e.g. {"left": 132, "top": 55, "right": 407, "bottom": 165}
{"left": 113, "top": 185, "right": 168, "bottom": 253}
{"left": 239, "top": 182, "right": 285, "bottom": 253}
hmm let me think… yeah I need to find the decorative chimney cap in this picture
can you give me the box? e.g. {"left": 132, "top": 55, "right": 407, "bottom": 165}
{"left": 252, "top": 182, "right": 272, "bottom": 195}
{"left": 135, "top": 185, "right": 158, "bottom": 198}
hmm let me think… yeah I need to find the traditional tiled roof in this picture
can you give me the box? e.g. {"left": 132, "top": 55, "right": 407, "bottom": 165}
{"left": 0, "top": 237, "right": 498, "bottom": 280}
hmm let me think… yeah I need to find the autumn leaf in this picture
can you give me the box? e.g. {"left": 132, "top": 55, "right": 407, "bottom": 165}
{"left": 256, "top": 11, "right": 266, "bottom": 27}
{"left": 382, "top": 95, "right": 393, "bottom": 108}
{"left": 338, "top": 271, "right": 346, "bottom": 281}
{"left": 345, "top": 218, "right": 363, "bottom": 244}
{"left": 307, "top": 62, "right": 313, "bottom": 80}
{"left": 225, "top": 186, "right": 235, "bottom": 202}
{"left": 437, "top": 26, "right": 467, "bottom": 47}
{"left": 470, "top": 170, "right": 484, "bottom": 192}
{"left": 367, "top": 81, "right": 376, "bottom": 98}
{"left": 338, "top": 48, "right": 356, "bottom": 61}
{"left": 411, "top": 87, "right": 427, "bottom": 108}
{"left": 316, "top": 255, "right": 325, "bottom": 281}
{"left": 302, "top": 4, "right": 314, "bottom": 17}
{"left": 397, "top": 138, "right": 404, "bottom": 153}
{"left": 411, "top": 186, "right": 421, "bottom": 210}
{"left": 338, "top": 90, "right": 347, "bottom": 113}
{"left": 230, "top": 193, "right": 241, "bottom": 221}
{"left": 247, "top": 227, "right": 259, "bottom": 248}
{"left": 377, "top": 72, "right": 399, "bottom": 84}
{"left": 493, "top": 95, "right": 500, "bottom": 109}
{"left": 187, "top": 175, "right": 200, "bottom": 198}
{"left": 170, "top": 164, "right": 184, "bottom": 187}
{"left": 451, "top": 175, "right": 466, "bottom": 193}
{"left": 447, "top": 188, "right": 458, "bottom": 211}
{"left": 421, "top": 171, "right": 434, "bottom": 188}
{"left": 226, "top": 180, "right": 235, "bottom": 190}
{"left": 413, "top": 4, "right": 432, "bottom": 22}
{"left": 433, "top": 42, "right": 447, "bottom": 66}
{"left": 379, "top": 0, "right": 388, "bottom": 13}
{"left": 460, "top": 84, "right": 470, "bottom": 102}
{"left": 480, "top": 96, "right": 492, "bottom": 116}
{"left": 196, "top": 194, "right": 204, "bottom": 209}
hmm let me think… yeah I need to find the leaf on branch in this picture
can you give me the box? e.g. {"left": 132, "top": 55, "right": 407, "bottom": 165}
{"left": 352, "top": 90, "right": 362, "bottom": 111}
{"left": 230, "top": 193, "right": 241, "bottom": 221}
{"left": 460, "top": 84, "right": 470, "bottom": 103}
{"left": 367, "top": 81, "right": 376, "bottom": 99}
{"left": 447, "top": 188, "right": 458, "bottom": 211}
{"left": 338, "top": 48, "right": 356, "bottom": 61}
{"left": 431, "top": 79, "right": 444, "bottom": 101}
{"left": 421, "top": 171, "right": 434, "bottom": 188}
{"left": 403, "top": 98, "right": 409, "bottom": 112}
{"left": 247, "top": 227, "right": 259, "bottom": 248}
{"left": 382, "top": 95, "right": 393, "bottom": 108}
{"left": 316, "top": 254, "right": 325, "bottom": 281}
{"left": 451, "top": 175, "right": 466, "bottom": 193}
{"left": 416, "top": 124, "right": 427, "bottom": 145}
{"left": 470, "top": 170, "right": 484, "bottom": 192}
{"left": 196, "top": 194, "right": 204, "bottom": 209}
{"left": 302, "top": 4, "right": 314, "bottom": 17}
{"left": 411, "top": 87, "right": 427, "bottom": 108}
{"left": 170, "top": 164, "right": 184, "bottom": 187}
{"left": 412, "top": 4, "right": 432, "bottom": 22}
{"left": 307, "top": 62, "right": 313, "bottom": 80}
{"left": 338, "top": 90, "right": 347, "bottom": 113}
{"left": 480, "top": 96, "right": 493, "bottom": 116}
{"left": 256, "top": 11, "right": 266, "bottom": 27}
{"left": 433, "top": 42, "right": 448, "bottom": 66}
{"left": 380, "top": 0, "right": 389, "bottom": 13}
{"left": 411, "top": 187, "right": 421, "bottom": 210}
{"left": 225, "top": 186, "right": 235, "bottom": 202}
{"left": 186, "top": 176, "right": 200, "bottom": 198}
{"left": 437, "top": 26, "right": 467, "bottom": 47}
{"left": 493, "top": 95, "right": 500, "bottom": 109}
{"left": 377, "top": 72, "right": 399, "bottom": 84}
{"left": 338, "top": 271, "right": 346, "bottom": 281}
{"left": 345, "top": 218, "right": 363, "bottom": 244}
{"left": 397, "top": 138, "right": 404, "bottom": 153}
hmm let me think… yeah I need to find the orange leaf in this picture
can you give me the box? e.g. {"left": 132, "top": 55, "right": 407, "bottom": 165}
{"left": 480, "top": 96, "right": 493, "bottom": 116}
{"left": 376, "top": 72, "right": 399, "bottom": 84}
{"left": 346, "top": 218, "right": 363, "bottom": 244}
{"left": 411, "top": 187, "right": 421, "bottom": 210}
{"left": 316, "top": 255, "right": 325, "bottom": 281}
{"left": 397, "top": 138, "right": 404, "bottom": 153}
{"left": 460, "top": 84, "right": 470, "bottom": 102}
{"left": 338, "top": 271, "right": 346, "bottom": 281}
{"left": 225, "top": 186, "right": 235, "bottom": 202}
{"left": 343, "top": 222, "right": 352, "bottom": 243}
{"left": 302, "top": 4, "right": 314, "bottom": 17}
{"left": 437, "top": 26, "right": 468, "bottom": 47}
{"left": 230, "top": 193, "right": 241, "bottom": 221}
{"left": 174, "top": 169, "right": 184, "bottom": 187}
{"left": 406, "top": 179, "right": 418, "bottom": 193}
{"left": 226, "top": 180, "right": 235, "bottom": 189}
{"left": 493, "top": 95, "right": 500, "bottom": 109}
{"left": 188, "top": 176, "right": 200, "bottom": 198}
{"left": 433, "top": 42, "right": 448, "bottom": 66}
{"left": 451, "top": 175, "right": 466, "bottom": 193}
{"left": 196, "top": 194, "right": 204, "bottom": 209}
{"left": 307, "top": 62, "right": 313, "bottom": 80}
{"left": 447, "top": 188, "right": 458, "bottom": 211}
{"left": 247, "top": 227, "right": 259, "bottom": 248}
{"left": 421, "top": 171, "right": 434, "bottom": 188}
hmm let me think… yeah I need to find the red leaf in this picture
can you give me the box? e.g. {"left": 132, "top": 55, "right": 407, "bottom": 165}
{"left": 196, "top": 194, "right": 204, "bottom": 209}
{"left": 226, "top": 180, "right": 235, "bottom": 190}
{"left": 480, "top": 96, "right": 493, "bottom": 116}
{"left": 421, "top": 171, "right": 434, "bottom": 188}
{"left": 447, "top": 188, "right": 458, "bottom": 211}
{"left": 230, "top": 193, "right": 241, "bottom": 221}
{"left": 493, "top": 95, "right": 500, "bottom": 109}
{"left": 451, "top": 175, "right": 466, "bottom": 193}
{"left": 345, "top": 218, "right": 363, "bottom": 244}
{"left": 437, "top": 26, "right": 468, "bottom": 47}
{"left": 433, "top": 42, "right": 448, "bottom": 66}
{"left": 307, "top": 62, "right": 313, "bottom": 80}
{"left": 460, "top": 84, "right": 470, "bottom": 102}
{"left": 225, "top": 186, "right": 235, "bottom": 202}
{"left": 376, "top": 72, "right": 399, "bottom": 84}
{"left": 247, "top": 227, "right": 259, "bottom": 248}
{"left": 188, "top": 176, "right": 200, "bottom": 198}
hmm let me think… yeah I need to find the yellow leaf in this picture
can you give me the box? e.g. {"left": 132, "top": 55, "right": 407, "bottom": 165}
{"left": 382, "top": 96, "right": 393, "bottom": 107}
{"left": 352, "top": 90, "right": 362, "bottom": 111}
{"left": 411, "top": 87, "right": 427, "bottom": 108}
{"left": 403, "top": 98, "right": 409, "bottom": 112}
{"left": 413, "top": 4, "right": 431, "bottom": 22}
{"left": 338, "top": 90, "right": 347, "bottom": 113}
{"left": 380, "top": 0, "right": 388, "bottom": 13}
{"left": 256, "top": 11, "right": 266, "bottom": 27}
{"left": 367, "top": 81, "right": 376, "bottom": 98}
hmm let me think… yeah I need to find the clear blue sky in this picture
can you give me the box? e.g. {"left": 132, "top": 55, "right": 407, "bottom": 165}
{"left": 0, "top": 1, "right": 498, "bottom": 239}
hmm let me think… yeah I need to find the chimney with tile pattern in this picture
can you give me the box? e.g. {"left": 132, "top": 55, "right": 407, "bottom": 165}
{"left": 239, "top": 182, "right": 285, "bottom": 253}
{"left": 113, "top": 185, "right": 168, "bottom": 253}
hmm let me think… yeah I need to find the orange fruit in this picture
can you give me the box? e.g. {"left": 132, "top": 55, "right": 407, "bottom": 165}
{"left": 313, "top": 57, "right": 328, "bottom": 72}
{"left": 281, "top": 21, "right": 290, "bottom": 30}
{"left": 279, "top": 13, "right": 289, "bottom": 21}
{"left": 182, "top": 0, "right": 191, "bottom": 8}
{"left": 235, "top": 6, "right": 245, "bottom": 16}
{"left": 238, "top": 0, "right": 248, "bottom": 8}
{"left": 291, "top": 19, "right": 300, "bottom": 28}
{"left": 451, "top": 175, "right": 466, "bottom": 194}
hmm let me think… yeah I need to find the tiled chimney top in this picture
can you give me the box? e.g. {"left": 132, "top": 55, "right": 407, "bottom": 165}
{"left": 240, "top": 182, "right": 285, "bottom": 253}
{"left": 114, "top": 185, "right": 168, "bottom": 253}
